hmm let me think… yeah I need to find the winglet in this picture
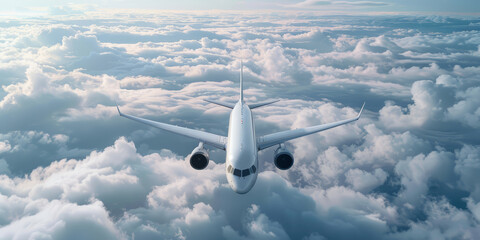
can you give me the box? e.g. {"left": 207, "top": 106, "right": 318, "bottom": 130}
{"left": 240, "top": 61, "right": 244, "bottom": 103}
{"left": 356, "top": 102, "right": 365, "bottom": 120}
{"left": 116, "top": 102, "right": 123, "bottom": 116}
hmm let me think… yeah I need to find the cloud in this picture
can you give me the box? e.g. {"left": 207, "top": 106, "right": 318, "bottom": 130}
{"left": 12, "top": 25, "right": 77, "bottom": 48}
{"left": 48, "top": 5, "right": 89, "bottom": 16}
{"left": 346, "top": 168, "right": 388, "bottom": 192}
{"left": 0, "top": 141, "right": 11, "bottom": 153}
{"left": 395, "top": 150, "right": 455, "bottom": 207}
{"left": 223, "top": 204, "right": 291, "bottom": 240}
{"left": 446, "top": 86, "right": 480, "bottom": 128}
{"left": 388, "top": 199, "right": 480, "bottom": 240}
{"left": 0, "top": 131, "right": 74, "bottom": 174}
{"left": 379, "top": 78, "right": 454, "bottom": 130}
{"left": 352, "top": 124, "right": 432, "bottom": 168}
{"left": 1, "top": 11, "right": 480, "bottom": 240}
{"left": 0, "top": 138, "right": 401, "bottom": 239}
{"left": 0, "top": 199, "right": 124, "bottom": 240}
{"left": 454, "top": 145, "right": 480, "bottom": 201}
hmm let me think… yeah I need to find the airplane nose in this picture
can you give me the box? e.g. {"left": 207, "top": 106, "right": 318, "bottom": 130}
{"left": 233, "top": 184, "right": 250, "bottom": 194}
{"left": 229, "top": 174, "right": 256, "bottom": 194}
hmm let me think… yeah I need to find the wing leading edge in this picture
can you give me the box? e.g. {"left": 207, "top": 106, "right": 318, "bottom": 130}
{"left": 257, "top": 103, "right": 365, "bottom": 150}
{"left": 117, "top": 105, "right": 227, "bottom": 150}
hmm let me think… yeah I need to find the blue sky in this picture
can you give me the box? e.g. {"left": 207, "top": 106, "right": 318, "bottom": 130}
{"left": 2, "top": 0, "right": 480, "bottom": 13}
{"left": 1, "top": 2, "right": 480, "bottom": 240}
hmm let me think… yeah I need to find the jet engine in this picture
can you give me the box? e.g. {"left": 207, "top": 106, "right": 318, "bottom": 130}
{"left": 274, "top": 144, "right": 294, "bottom": 170}
{"left": 188, "top": 142, "right": 209, "bottom": 170}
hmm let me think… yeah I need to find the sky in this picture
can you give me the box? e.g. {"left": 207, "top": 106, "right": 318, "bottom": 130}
{"left": 2, "top": 0, "right": 480, "bottom": 14}
{"left": 0, "top": 2, "right": 480, "bottom": 240}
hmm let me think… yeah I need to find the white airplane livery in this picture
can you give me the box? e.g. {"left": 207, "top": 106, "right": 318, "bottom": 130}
{"left": 117, "top": 63, "right": 364, "bottom": 194}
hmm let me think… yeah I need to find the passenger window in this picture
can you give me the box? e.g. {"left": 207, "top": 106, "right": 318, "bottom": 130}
{"left": 242, "top": 169, "right": 250, "bottom": 177}
{"left": 233, "top": 169, "right": 241, "bottom": 177}
{"left": 251, "top": 165, "right": 256, "bottom": 173}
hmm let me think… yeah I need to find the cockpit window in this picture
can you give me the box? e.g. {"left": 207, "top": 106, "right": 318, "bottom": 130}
{"left": 233, "top": 168, "right": 241, "bottom": 177}
{"left": 242, "top": 169, "right": 250, "bottom": 177}
{"left": 230, "top": 165, "right": 256, "bottom": 177}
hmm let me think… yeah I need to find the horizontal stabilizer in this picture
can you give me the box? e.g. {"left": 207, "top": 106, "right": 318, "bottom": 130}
{"left": 249, "top": 100, "right": 279, "bottom": 109}
{"left": 204, "top": 99, "right": 235, "bottom": 109}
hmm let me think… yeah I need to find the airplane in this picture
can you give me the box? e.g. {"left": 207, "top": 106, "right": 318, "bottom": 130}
{"left": 116, "top": 63, "right": 365, "bottom": 194}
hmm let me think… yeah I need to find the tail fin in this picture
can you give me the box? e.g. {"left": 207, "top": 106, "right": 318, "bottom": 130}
{"left": 240, "top": 61, "right": 244, "bottom": 102}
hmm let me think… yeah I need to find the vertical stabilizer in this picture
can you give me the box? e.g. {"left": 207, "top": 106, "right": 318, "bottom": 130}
{"left": 240, "top": 61, "right": 244, "bottom": 103}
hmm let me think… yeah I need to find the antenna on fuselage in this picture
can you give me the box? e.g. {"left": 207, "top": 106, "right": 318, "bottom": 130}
{"left": 240, "top": 61, "right": 244, "bottom": 103}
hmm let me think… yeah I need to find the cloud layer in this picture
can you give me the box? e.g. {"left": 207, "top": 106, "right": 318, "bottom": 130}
{"left": 0, "top": 10, "right": 480, "bottom": 239}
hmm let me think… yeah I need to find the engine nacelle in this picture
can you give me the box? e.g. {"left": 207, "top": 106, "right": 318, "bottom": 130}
{"left": 274, "top": 144, "right": 294, "bottom": 170}
{"left": 188, "top": 142, "right": 209, "bottom": 170}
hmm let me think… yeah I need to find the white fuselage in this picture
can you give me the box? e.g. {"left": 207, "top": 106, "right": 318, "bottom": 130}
{"left": 225, "top": 101, "right": 258, "bottom": 194}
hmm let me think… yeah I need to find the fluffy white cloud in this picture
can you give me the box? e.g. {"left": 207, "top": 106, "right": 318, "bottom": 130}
{"left": 395, "top": 150, "right": 455, "bottom": 206}
{"left": 454, "top": 145, "right": 480, "bottom": 201}
{"left": 352, "top": 124, "right": 431, "bottom": 168}
{"left": 346, "top": 168, "right": 388, "bottom": 192}
{"left": 0, "top": 141, "right": 11, "bottom": 153}
{"left": 0, "top": 138, "right": 403, "bottom": 239}
{"left": 0, "top": 199, "right": 124, "bottom": 240}
{"left": 388, "top": 199, "right": 480, "bottom": 240}
{"left": 446, "top": 86, "right": 480, "bottom": 128}
{"left": 379, "top": 73, "right": 480, "bottom": 130}
{"left": 379, "top": 80, "right": 444, "bottom": 129}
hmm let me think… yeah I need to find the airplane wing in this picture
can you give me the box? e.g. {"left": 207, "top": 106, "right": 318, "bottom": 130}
{"left": 257, "top": 103, "right": 365, "bottom": 150}
{"left": 117, "top": 105, "right": 227, "bottom": 150}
